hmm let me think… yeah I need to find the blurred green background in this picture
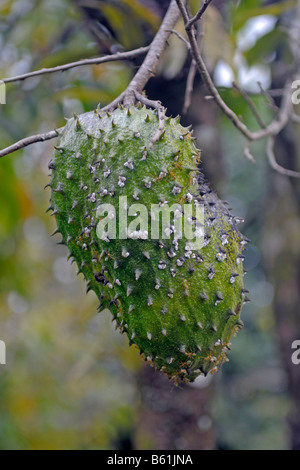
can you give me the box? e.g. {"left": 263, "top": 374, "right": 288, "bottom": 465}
{"left": 0, "top": 0, "right": 299, "bottom": 450}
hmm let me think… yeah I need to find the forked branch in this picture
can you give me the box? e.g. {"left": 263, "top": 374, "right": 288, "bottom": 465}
{"left": 0, "top": 0, "right": 179, "bottom": 158}
{"left": 175, "top": 0, "right": 300, "bottom": 178}
{"left": 1, "top": 0, "right": 300, "bottom": 178}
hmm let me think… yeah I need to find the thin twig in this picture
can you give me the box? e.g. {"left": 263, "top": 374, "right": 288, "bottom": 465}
{"left": 123, "top": 0, "right": 180, "bottom": 106}
{"left": 167, "top": 29, "right": 191, "bottom": 50}
{"left": 134, "top": 91, "right": 166, "bottom": 148}
{"left": 175, "top": 0, "right": 254, "bottom": 140}
{"left": 233, "top": 82, "right": 267, "bottom": 129}
{"left": 0, "top": 3, "right": 179, "bottom": 159}
{"left": 186, "top": 0, "right": 214, "bottom": 30}
{"left": 151, "top": 107, "right": 166, "bottom": 148}
{"left": 257, "top": 81, "right": 279, "bottom": 112}
{"left": 175, "top": 0, "right": 300, "bottom": 178}
{"left": 176, "top": 0, "right": 294, "bottom": 140}
{"left": 1, "top": 0, "right": 298, "bottom": 181}
{"left": 1, "top": 47, "right": 150, "bottom": 84}
{"left": 183, "top": 60, "right": 197, "bottom": 114}
{"left": 0, "top": 93, "right": 126, "bottom": 158}
{"left": 267, "top": 136, "right": 300, "bottom": 178}
{"left": 183, "top": 9, "right": 203, "bottom": 114}
{"left": 0, "top": 129, "right": 62, "bottom": 158}
{"left": 244, "top": 141, "right": 257, "bottom": 164}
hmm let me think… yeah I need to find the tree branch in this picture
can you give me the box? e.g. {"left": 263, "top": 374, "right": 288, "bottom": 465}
{"left": 233, "top": 81, "right": 267, "bottom": 130}
{"left": 176, "top": 0, "right": 293, "bottom": 143}
{"left": 123, "top": 0, "right": 180, "bottom": 106}
{"left": 183, "top": 15, "right": 203, "bottom": 114}
{"left": 185, "top": 0, "right": 214, "bottom": 30}
{"left": 134, "top": 91, "right": 166, "bottom": 148}
{"left": 1, "top": 47, "right": 150, "bottom": 84}
{"left": 0, "top": 129, "right": 62, "bottom": 159}
{"left": 183, "top": 60, "right": 197, "bottom": 114}
{"left": 0, "top": 2, "right": 180, "bottom": 158}
{"left": 244, "top": 141, "right": 256, "bottom": 164}
{"left": 257, "top": 81, "right": 279, "bottom": 112}
{"left": 175, "top": 0, "right": 254, "bottom": 140}
{"left": 175, "top": 0, "right": 300, "bottom": 177}
{"left": 167, "top": 29, "right": 191, "bottom": 50}
{"left": 2, "top": 0, "right": 299, "bottom": 180}
{"left": 267, "top": 136, "right": 300, "bottom": 178}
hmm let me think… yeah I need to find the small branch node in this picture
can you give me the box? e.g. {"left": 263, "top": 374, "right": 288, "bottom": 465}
{"left": 186, "top": 0, "right": 214, "bottom": 31}
{"left": 134, "top": 91, "right": 166, "bottom": 148}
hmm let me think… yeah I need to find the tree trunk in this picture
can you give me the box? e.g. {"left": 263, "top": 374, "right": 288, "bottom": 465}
{"left": 262, "top": 128, "right": 300, "bottom": 450}
{"left": 134, "top": 365, "right": 215, "bottom": 450}
{"left": 132, "top": 75, "right": 225, "bottom": 451}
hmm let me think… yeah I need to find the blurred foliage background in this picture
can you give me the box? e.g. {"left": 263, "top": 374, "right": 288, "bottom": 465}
{"left": 0, "top": 0, "right": 299, "bottom": 450}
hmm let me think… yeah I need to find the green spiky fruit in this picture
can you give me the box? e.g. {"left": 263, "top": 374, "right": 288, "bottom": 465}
{"left": 49, "top": 105, "right": 248, "bottom": 383}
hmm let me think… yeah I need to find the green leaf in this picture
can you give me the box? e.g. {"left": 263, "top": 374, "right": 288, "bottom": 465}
{"left": 244, "top": 28, "right": 291, "bottom": 66}
{"left": 231, "top": 0, "right": 296, "bottom": 32}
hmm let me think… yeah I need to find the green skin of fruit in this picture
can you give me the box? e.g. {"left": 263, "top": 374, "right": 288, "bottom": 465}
{"left": 49, "top": 105, "right": 246, "bottom": 383}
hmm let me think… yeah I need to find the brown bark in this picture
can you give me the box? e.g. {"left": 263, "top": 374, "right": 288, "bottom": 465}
{"left": 262, "top": 130, "right": 300, "bottom": 450}
{"left": 134, "top": 365, "right": 215, "bottom": 450}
